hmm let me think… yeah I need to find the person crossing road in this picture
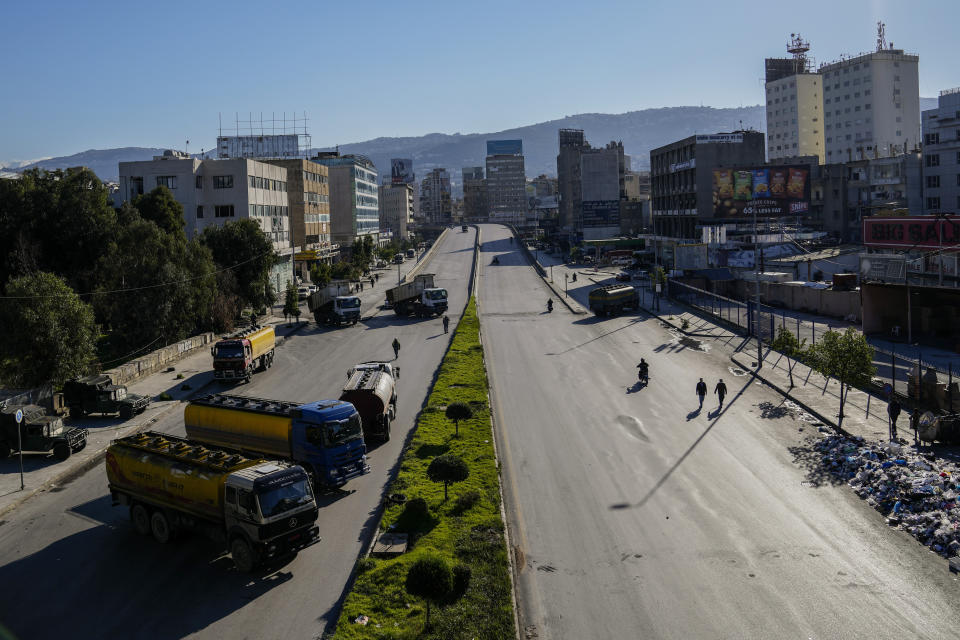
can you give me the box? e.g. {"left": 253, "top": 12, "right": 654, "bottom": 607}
{"left": 392, "top": 337, "right": 401, "bottom": 360}
{"left": 696, "top": 378, "right": 707, "bottom": 409}
{"left": 714, "top": 379, "right": 727, "bottom": 409}
{"left": 442, "top": 315, "right": 450, "bottom": 334}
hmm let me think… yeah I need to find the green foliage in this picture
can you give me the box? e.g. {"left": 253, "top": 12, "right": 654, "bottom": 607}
{"left": 806, "top": 328, "right": 876, "bottom": 426}
{"left": 650, "top": 266, "right": 666, "bottom": 286}
{"left": 335, "top": 300, "right": 514, "bottom": 639}
{"left": 200, "top": 219, "right": 277, "bottom": 310}
{"left": 405, "top": 555, "right": 453, "bottom": 628}
{"left": 452, "top": 490, "right": 481, "bottom": 513}
{"left": 331, "top": 261, "right": 359, "bottom": 282}
{"left": 445, "top": 401, "right": 473, "bottom": 437}
{"left": 681, "top": 318, "right": 690, "bottom": 331}
{"left": 134, "top": 186, "right": 185, "bottom": 235}
{"left": 770, "top": 326, "right": 808, "bottom": 360}
{"left": 309, "top": 261, "right": 332, "bottom": 288}
{"left": 350, "top": 234, "right": 375, "bottom": 270}
{"left": 0, "top": 272, "right": 98, "bottom": 387}
{"left": 377, "top": 246, "right": 397, "bottom": 262}
{"left": 428, "top": 454, "right": 469, "bottom": 501}
{"left": 283, "top": 282, "right": 299, "bottom": 319}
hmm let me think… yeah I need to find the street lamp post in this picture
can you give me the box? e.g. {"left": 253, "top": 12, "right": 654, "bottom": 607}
{"left": 754, "top": 207, "right": 762, "bottom": 369}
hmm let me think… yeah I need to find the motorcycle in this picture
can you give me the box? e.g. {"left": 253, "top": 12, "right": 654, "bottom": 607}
{"left": 636, "top": 363, "right": 649, "bottom": 385}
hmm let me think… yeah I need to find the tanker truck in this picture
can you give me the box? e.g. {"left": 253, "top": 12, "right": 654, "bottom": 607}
{"left": 340, "top": 362, "right": 398, "bottom": 443}
{"left": 184, "top": 393, "right": 369, "bottom": 487}
{"left": 308, "top": 281, "right": 362, "bottom": 326}
{"left": 211, "top": 325, "right": 276, "bottom": 383}
{"left": 386, "top": 273, "right": 448, "bottom": 318}
{"left": 588, "top": 284, "right": 641, "bottom": 316}
{"left": 106, "top": 431, "right": 319, "bottom": 572}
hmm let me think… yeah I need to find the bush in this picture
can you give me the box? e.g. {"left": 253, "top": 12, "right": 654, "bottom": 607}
{"left": 681, "top": 318, "right": 690, "bottom": 331}
{"left": 445, "top": 401, "right": 473, "bottom": 437}
{"left": 427, "top": 454, "right": 470, "bottom": 501}
{"left": 451, "top": 564, "right": 472, "bottom": 598}
{"left": 770, "top": 326, "right": 808, "bottom": 360}
{"left": 405, "top": 555, "right": 453, "bottom": 628}
{"left": 158, "top": 392, "right": 173, "bottom": 401}
{"left": 453, "top": 490, "right": 481, "bottom": 513}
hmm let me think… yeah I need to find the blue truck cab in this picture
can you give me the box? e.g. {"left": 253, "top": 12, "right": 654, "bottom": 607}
{"left": 292, "top": 400, "right": 369, "bottom": 487}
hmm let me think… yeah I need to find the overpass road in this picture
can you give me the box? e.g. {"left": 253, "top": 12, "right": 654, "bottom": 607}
{"left": 0, "top": 228, "right": 476, "bottom": 640}
{"left": 478, "top": 224, "right": 957, "bottom": 640}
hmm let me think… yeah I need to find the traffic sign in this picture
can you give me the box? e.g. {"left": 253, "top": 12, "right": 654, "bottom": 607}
{"left": 14, "top": 408, "right": 22, "bottom": 424}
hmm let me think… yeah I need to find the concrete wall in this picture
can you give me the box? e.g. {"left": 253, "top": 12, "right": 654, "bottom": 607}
{"left": 105, "top": 332, "right": 216, "bottom": 387}
{"left": 726, "top": 280, "right": 860, "bottom": 321}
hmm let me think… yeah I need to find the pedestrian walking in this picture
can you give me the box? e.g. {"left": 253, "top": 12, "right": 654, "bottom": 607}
{"left": 714, "top": 379, "right": 727, "bottom": 409}
{"left": 888, "top": 398, "right": 902, "bottom": 441}
{"left": 696, "top": 378, "right": 707, "bottom": 409}
{"left": 370, "top": 277, "right": 375, "bottom": 288}
{"left": 360, "top": 281, "right": 364, "bottom": 292}
{"left": 442, "top": 315, "right": 450, "bottom": 334}
{"left": 392, "top": 337, "right": 401, "bottom": 360}
{"left": 910, "top": 407, "right": 921, "bottom": 446}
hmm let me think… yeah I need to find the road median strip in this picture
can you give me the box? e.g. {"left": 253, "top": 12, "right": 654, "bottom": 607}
{"left": 334, "top": 298, "right": 515, "bottom": 638}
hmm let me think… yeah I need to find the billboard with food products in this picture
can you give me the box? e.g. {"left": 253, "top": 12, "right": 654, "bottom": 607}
{"left": 712, "top": 165, "right": 810, "bottom": 218}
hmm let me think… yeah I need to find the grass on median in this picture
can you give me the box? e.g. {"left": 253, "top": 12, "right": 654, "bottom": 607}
{"left": 334, "top": 298, "right": 514, "bottom": 639}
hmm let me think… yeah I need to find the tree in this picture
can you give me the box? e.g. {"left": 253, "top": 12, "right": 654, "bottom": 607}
{"left": 0, "top": 272, "right": 97, "bottom": 387}
{"left": 445, "top": 401, "right": 473, "bottom": 437}
{"left": 770, "top": 326, "right": 809, "bottom": 388}
{"left": 200, "top": 220, "right": 277, "bottom": 311}
{"left": 283, "top": 282, "right": 298, "bottom": 323}
{"left": 405, "top": 554, "right": 453, "bottom": 629}
{"left": 806, "top": 328, "right": 876, "bottom": 428}
{"left": 134, "top": 186, "right": 186, "bottom": 235}
{"left": 427, "top": 454, "right": 470, "bottom": 501}
{"left": 309, "top": 262, "right": 332, "bottom": 288}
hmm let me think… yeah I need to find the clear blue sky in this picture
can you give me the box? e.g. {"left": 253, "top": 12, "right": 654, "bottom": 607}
{"left": 1, "top": 0, "right": 957, "bottom": 164}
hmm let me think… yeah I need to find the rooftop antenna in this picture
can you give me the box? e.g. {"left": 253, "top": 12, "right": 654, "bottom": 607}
{"left": 876, "top": 21, "right": 886, "bottom": 52}
{"left": 786, "top": 33, "right": 811, "bottom": 72}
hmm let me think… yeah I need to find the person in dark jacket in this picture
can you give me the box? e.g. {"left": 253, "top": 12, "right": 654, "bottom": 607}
{"left": 888, "top": 398, "right": 902, "bottom": 441}
{"left": 696, "top": 378, "right": 707, "bottom": 408}
{"left": 714, "top": 379, "right": 728, "bottom": 409}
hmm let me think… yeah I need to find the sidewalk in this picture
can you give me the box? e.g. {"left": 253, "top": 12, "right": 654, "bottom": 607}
{"left": 0, "top": 317, "right": 309, "bottom": 516}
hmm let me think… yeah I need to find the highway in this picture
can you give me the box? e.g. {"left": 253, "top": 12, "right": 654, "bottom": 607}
{"left": 478, "top": 224, "right": 958, "bottom": 639}
{"left": 0, "top": 228, "right": 476, "bottom": 640}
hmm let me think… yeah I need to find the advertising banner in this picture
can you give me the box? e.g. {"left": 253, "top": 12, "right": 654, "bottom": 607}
{"left": 696, "top": 134, "right": 743, "bottom": 144}
{"left": 486, "top": 139, "right": 523, "bottom": 156}
{"left": 391, "top": 158, "right": 414, "bottom": 184}
{"left": 712, "top": 165, "right": 810, "bottom": 218}
{"left": 863, "top": 216, "right": 960, "bottom": 250}
{"left": 582, "top": 200, "right": 620, "bottom": 228}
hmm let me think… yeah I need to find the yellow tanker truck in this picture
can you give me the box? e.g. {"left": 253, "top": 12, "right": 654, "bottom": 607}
{"left": 106, "top": 431, "right": 319, "bottom": 572}
{"left": 211, "top": 325, "right": 276, "bottom": 383}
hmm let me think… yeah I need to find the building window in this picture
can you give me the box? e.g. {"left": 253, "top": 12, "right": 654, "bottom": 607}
{"left": 927, "top": 175, "right": 940, "bottom": 188}
{"left": 196, "top": 205, "right": 203, "bottom": 218}
{"left": 865, "top": 104, "right": 871, "bottom": 110}
{"left": 956, "top": 174, "right": 960, "bottom": 187}
{"left": 249, "top": 175, "right": 256, "bottom": 188}
{"left": 213, "top": 175, "right": 233, "bottom": 189}
{"left": 196, "top": 175, "right": 203, "bottom": 189}
{"left": 896, "top": 130, "right": 902, "bottom": 137}
{"left": 864, "top": 89, "right": 871, "bottom": 96}
{"left": 215, "top": 205, "right": 235, "bottom": 217}
{"left": 130, "top": 176, "right": 144, "bottom": 198}
{"left": 927, "top": 197, "right": 940, "bottom": 210}
{"left": 925, "top": 133, "right": 939, "bottom": 145}
{"left": 156, "top": 175, "right": 177, "bottom": 189}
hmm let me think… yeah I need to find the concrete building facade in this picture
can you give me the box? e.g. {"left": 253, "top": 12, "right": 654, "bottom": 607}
{"left": 580, "top": 142, "right": 625, "bottom": 239}
{"left": 420, "top": 168, "right": 452, "bottom": 224}
{"left": 820, "top": 47, "right": 920, "bottom": 162}
{"left": 650, "top": 132, "right": 766, "bottom": 240}
{"left": 922, "top": 88, "right": 960, "bottom": 214}
{"left": 462, "top": 166, "right": 488, "bottom": 222}
{"left": 378, "top": 182, "right": 414, "bottom": 239}
{"left": 312, "top": 152, "right": 379, "bottom": 247}
{"left": 557, "top": 129, "right": 588, "bottom": 230}
{"left": 263, "top": 158, "right": 332, "bottom": 257}
{"left": 486, "top": 140, "right": 527, "bottom": 224}
{"left": 765, "top": 72, "right": 824, "bottom": 163}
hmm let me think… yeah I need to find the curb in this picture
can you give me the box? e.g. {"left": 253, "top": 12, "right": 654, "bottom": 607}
{"left": 508, "top": 229, "right": 586, "bottom": 315}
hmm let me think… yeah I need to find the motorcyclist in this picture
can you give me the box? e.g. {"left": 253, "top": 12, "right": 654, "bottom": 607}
{"left": 636, "top": 358, "right": 649, "bottom": 383}
{"left": 547, "top": 298, "right": 553, "bottom": 312}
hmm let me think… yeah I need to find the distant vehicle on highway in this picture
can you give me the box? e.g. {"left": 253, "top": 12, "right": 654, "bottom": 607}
{"left": 615, "top": 271, "right": 632, "bottom": 282}
{"left": 393, "top": 254, "right": 404, "bottom": 264}
{"left": 461, "top": 225, "right": 468, "bottom": 232}
{"left": 406, "top": 248, "right": 415, "bottom": 258}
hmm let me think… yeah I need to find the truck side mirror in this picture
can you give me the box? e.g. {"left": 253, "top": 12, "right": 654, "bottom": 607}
{"left": 393, "top": 367, "right": 399, "bottom": 378}
{"left": 210, "top": 347, "right": 215, "bottom": 356}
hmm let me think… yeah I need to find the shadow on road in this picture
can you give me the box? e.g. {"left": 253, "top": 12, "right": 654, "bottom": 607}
{"left": 546, "top": 317, "right": 645, "bottom": 356}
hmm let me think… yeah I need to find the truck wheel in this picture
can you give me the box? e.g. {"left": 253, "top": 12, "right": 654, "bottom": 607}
{"left": 0, "top": 441, "right": 9, "bottom": 459}
{"left": 69, "top": 407, "right": 84, "bottom": 420}
{"left": 131, "top": 504, "right": 151, "bottom": 536}
{"left": 231, "top": 537, "right": 257, "bottom": 573}
{"left": 53, "top": 442, "right": 71, "bottom": 461}
{"left": 150, "top": 510, "right": 173, "bottom": 544}
{"left": 120, "top": 406, "right": 133, "bottom": 420}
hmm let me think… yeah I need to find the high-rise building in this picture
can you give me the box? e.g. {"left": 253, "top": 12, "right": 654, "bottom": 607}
{"left": 557, "top": 129, "right": 588, "bottom": 230}
{"left": 378, "top": 182, "right": 415, "bottom": 239}
{"left": 765, "top": 35, "right": 824, "bottom": 163}
{"left": 312, "top": 152, "right": 380, "bottom": 248}
{"left": 922, "top": 88, "right": 960, "bottom": 214}
{"left": 580, "top": 142, "right": 625, "bottom": 240}
{"left": 420, "top": 168, "right": 452, "bottom": 224}
{"left": 820, "top": 28, "right": 919, "bottom": 162}
{"left": 485, "top": 140, "right": 526, "bottom": 224}
{"left": 263, "top": 159, "right": 332, "bottom": 257}
{"left": 462, "top": 167, "right": 488, "bottom": 222}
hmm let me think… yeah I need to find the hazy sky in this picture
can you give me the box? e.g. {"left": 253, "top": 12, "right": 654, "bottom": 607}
{"left": 1, "top": 0, "right": 956, "bottom": 163}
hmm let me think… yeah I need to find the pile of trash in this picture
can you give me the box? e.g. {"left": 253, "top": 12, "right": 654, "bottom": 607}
{"left": 814, "top": 434, "right": 960, "bottom": 558}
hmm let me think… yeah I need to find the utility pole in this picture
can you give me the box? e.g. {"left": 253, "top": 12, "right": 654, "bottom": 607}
{"left": 755, "top": 207, "right": 762, "bottom": 369}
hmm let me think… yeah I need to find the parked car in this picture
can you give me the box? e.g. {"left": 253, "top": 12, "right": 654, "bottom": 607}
{"left": 615, "top": 271, "right": 632, "bottom": 282}
{"left": 393, "top": 254, "right": 405, "bottom": 264}
{"left": 297, "top": 286, "right": 310, "bottom": 300}
{"left": 375, "top": 260, "right": 387, "bottom": 268}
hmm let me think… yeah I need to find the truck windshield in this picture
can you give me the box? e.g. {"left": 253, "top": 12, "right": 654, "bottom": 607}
{"left": 426, "top": 289, "right": 447, "bottom": 301}
{"left": 215, "top": 344, "right": 244, "bottom": 358}
{"left": 338, "top": 297, "right": 361, "bottom": 309}
{"left": 256, "top": 477, "right": 312, "bottom": 517}
{"left": 324, "top": 413, "right": 363, "bottom": 447}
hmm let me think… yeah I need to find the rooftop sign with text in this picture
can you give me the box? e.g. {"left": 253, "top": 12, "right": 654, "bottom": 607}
{"left": 863, "top": 216, "right": 960, "bottom": 250}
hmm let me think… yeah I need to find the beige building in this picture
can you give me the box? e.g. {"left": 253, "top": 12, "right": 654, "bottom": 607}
{"left": 264, "top": 158, "right": 333, "bottom": 258}
{"left": 766, "top": 73, "right": 824, "bottom": 163}
{"left": 378, "top": 182, "right": 414, "bottom": 240}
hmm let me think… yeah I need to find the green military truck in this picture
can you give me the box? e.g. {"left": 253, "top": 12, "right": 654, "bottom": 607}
{"left": 64, "top": 375, "right": 151, "bottom": 420}
{"left": 0, "top": 404, "right": 87, "bottom": 461}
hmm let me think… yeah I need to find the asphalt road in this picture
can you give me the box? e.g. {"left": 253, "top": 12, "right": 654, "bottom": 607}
{"left": 0, "top": 228, "right": 475, "bottom": 640}
{"left": 478, "top": 224, "right": 958, "bottom": 640}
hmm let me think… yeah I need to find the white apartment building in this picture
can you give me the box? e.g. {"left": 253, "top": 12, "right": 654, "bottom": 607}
{"left": 118, "top": 152, "right": 291, "bottom": 254}
{"left": 378, "top": 182, "right": 414, "bottom": 239}
{"left": 922, "top": 88, "right": 960, "bottom": 214}
{"left": 820, "top": 47, "right": 920, "bottom": 163}
{"left": 765, "top": 73, "right": 824, "bottom": 163}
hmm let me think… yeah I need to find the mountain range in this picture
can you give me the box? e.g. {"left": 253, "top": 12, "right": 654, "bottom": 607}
{"left": 3, "top": 99, "right": 939, "bottom": 183}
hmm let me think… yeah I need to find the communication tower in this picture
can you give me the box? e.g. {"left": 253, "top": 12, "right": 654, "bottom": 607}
{"left": 786, "top": 33, "right": 812, "bottom": 73}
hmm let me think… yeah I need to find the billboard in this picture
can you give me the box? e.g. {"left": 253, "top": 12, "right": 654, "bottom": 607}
{"left": 391, "top": 158, "right": 414, "bottom": 184}
{"left": 486, "top": 139, "right": 523, "bottom": 156}
{"left": 217, "top": 134, "right": 299, "bottom": 159}
{"left": 862, "top": 216, "right": 960, "bottom": 250}
{"left": 582, "top": 200, "right": 620, "bottom": 228}
{"left": 712, "top": 165, "right": 810, "bottom": 218}
{"left": 696, "top": 134, "right": 743, "bottom": 144}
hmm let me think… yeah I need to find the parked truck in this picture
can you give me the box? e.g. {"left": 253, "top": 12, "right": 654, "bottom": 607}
{"left": 212, "top": 325, "right": 276, "bottom": 383}
{"left": 386, "top": 273, "right": 448, "bottom": 318}
{"left": 184, "top": 394, "right": 369, "bottom": 487}
{"left": 0, "top": 404, "right": 87, "bottom": 460}
{"left": 308, "top": 281, "right": 362, "bottom": 326}
{"left": 341, "top": 362, "right": 398, "bottom": 443}
{"left": 63, "top": 375, "right": 151, "bottom": 420}
{"left": 106, "top": 431, "right": 319, "bottom": 572}
{"left": 588, "top": 284, "right": 641, "bottom": 316}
